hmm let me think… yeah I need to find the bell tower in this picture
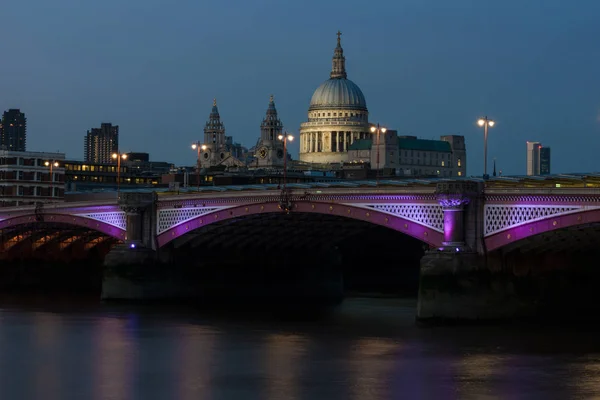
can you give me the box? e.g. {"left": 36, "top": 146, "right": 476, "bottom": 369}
{"left": 204, "top": 99, "right": 225, "bottom": 149}
{"left": 254, "top": 95, "right": 285, "bottom": 168}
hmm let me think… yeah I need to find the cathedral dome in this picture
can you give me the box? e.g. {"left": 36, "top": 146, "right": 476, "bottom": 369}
{"left": 309, "top": 78, "right": 367, "bottom": 111}
{"left": 308, "top": 31, "right": 367, "bottom": 112}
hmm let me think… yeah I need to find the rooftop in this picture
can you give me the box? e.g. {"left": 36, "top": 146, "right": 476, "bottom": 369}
{"left": 398, "top": 138, "right": 452, "bottom": 152}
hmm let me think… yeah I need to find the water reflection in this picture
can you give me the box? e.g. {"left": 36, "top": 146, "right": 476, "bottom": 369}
{"left": 265, "top": 333, "right": 306, "bottom": 400}
{"left": 33, "top": 312, "right": 62, "bottom": 400}
{"left": 93, "top": 316, "right": 137, "bottom": 400}
{"left": 350, "top": 338, "right": 397, "bottom": 400}
{"left": 0, "top": 299, "right": 597, "bottom": 399}
{"left": 175, "top": 325, "right": 217, "bottom": 400}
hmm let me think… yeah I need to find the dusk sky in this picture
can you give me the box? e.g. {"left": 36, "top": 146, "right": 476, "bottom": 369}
{"left": 2, "top": 0, "right": 600, "bottom": 176}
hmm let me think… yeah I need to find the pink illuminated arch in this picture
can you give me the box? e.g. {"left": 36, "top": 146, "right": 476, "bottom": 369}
{"left": 0, "top": 213, "right": 126, "bottom": 241}
{"left": 156, "top": 200, "right": 443, "bottom": 248}
{"left": 485, "top": 208, "right": 600, "bottom": 251}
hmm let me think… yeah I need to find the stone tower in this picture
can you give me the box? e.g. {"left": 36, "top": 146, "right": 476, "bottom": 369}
{"left": 200, "top": 99, "right": 228, "bottom": 168}
{"left": 254, "top": 95, "right": 285, "bottom": 168}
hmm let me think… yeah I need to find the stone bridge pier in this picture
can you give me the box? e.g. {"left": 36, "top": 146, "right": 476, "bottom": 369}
{"left": 101, "top": 192, "right": 168, "bottom": 299}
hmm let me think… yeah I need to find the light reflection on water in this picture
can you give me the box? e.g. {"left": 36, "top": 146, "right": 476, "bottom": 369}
{"left": 0, "top": 298, "right": 599, "bottom": 399}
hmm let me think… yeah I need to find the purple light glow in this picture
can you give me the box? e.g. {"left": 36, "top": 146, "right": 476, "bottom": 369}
{"left": 130, "top": 243, "right": 136, "bottom": 249}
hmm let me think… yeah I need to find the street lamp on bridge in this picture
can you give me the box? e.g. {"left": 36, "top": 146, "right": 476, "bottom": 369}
{"left": 44, "top": 160, "right": 60, "bottom": 199}
{"left": 191, "top": 142, "right": 207, "bottom": 190}
{"left": 370, "top": 123, "right": 387, "bottom": 185}
{"left": 477, "top": 116, "right": 495, "bottom": 179}
{"left": 111, "top": 152, "right": 128, "bottom": 193}
{"left": 277, "top": 132, "right": 294, "bottom": 191}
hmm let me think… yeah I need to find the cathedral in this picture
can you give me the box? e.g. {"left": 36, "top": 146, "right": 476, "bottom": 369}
{"left": 193, "top": 32, "right": 467, "bottom": 178}
{"left": 299, "top": 32, "right": 371, "bottom": 164}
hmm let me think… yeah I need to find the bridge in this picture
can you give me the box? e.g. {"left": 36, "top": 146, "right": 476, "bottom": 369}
{"left": 2, "top": 175, "right": 600, "bottom": 320}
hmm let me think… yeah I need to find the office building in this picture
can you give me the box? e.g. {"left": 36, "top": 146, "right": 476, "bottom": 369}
{"left": 84, "top": 123, "right": 119, "bottom": 163}
{"left": 0, "top": 150, "right": 65, "bottom": 207}
{"left": 0, "top": 109, "right": 27, "bottom": 152}
{"left": 527, "top": 141, "right": 550, "bottom": 176}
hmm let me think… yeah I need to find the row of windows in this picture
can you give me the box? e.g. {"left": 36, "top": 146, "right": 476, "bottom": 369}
{"left": 65, "top": 164, "right": 123, "bottom": 173}
{"left": 69, "top": 175, "right": 157, "bottom": 184}
{"left": 311, "top": 112, "right": 367, "bottom": 119}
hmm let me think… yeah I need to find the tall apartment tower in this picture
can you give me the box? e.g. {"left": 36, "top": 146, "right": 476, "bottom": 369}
{"left": 0, "top": 109, "right": 27, "bottom": 151}
{"left": 84, "top": 123, "right": 119, "bottom": 163}
{"left": 527, "top": 141, "right": 550, "bottom": 175}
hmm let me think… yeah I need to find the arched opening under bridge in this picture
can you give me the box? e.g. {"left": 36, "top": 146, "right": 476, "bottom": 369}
{"left": 488, "top": 221, "right": 600, "bottom": 320}
{"left": 0, "top": 220, "right": 122, "bottom": 294}
{"left": 161, "top": 211, "right": 428, "bottom": 302}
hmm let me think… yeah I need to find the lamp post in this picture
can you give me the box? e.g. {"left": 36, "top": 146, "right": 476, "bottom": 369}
{"left": 477, "top": 116, "right": 495, "bottom": 179}
{"left": 44, "top": 160, "right": 60, "bottom": 199}
{"left": 277, "top": 132, "right": 294, "bottom": 191}
{"left": 191, "top": 142, "right": 207, "bottom": 190}
{"left": 370, "top": 123, "right": 387, "bottom": 185}
{"left": 112, "top": 152, "right": 128, "bottom": 193}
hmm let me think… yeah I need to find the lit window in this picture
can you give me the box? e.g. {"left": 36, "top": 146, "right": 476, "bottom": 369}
{"left": 458, "top": 171, "right": 462, "bottom": 176}
{"left": 458, "top": 159, "right": 461, "bottom": 167}
{"left": 441, "top": 161, "right": 445, "bottom": 167}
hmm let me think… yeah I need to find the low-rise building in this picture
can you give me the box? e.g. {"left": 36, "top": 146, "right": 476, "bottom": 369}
{"left": 0, "top": 150, "right": 65, "bottom": 207}
{"left": 347, "top": 134, "right": 467, "bottom": 178}
{"left": 63, "top": 160, "right": 163, "bottom": 192}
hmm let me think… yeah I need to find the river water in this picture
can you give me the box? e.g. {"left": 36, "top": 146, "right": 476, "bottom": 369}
{"left": 0, "top": 296, "right": 599, "bottom": 399}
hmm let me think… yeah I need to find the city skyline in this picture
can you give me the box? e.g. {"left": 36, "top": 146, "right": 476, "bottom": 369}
{"left": 2, "top": 0, "right": 600, "bottom": 175}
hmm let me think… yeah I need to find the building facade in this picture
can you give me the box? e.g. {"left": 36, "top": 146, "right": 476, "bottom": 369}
{"left": 527, "top": 141, "right": 551, "bottom": 176}
{"left": 63, "top": 159, "right": 164, "bottom": 192}
{"left": 84, "top": 123, "right": 119, "bottom": 164}
{"left": 347, "top": 134, "right": 467, "bottom": 178}
{"left": 0, "top": 150, "right": 65, "bottom": 207}
{"left": 0, "top": 109, "right": 27, "bottom": 152}
{"left": 197, "top": 100, "right": 244, "bottom": 169}
{"left": 252, "top": 95, "right": 286, "bottom": 168}
{"left": 540, "top": 147, "right": 551, "bottom": 175}
{"left": 299, "top": 32, "right": 371, "bottom": 164}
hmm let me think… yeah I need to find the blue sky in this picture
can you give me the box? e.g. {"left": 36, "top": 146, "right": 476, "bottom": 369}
{"left": 1, "top": 0, "right": 600, "bottom": 175}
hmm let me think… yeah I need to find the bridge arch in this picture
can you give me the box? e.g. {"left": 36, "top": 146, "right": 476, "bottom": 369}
{"left": 156, "top": 200, "right": 443, "bottom": 248}
{"left": 0, "top": 213, "right": 126, "bottom": 242}
{"left": 485, "top": 208, "right": 600, "bottom": 252}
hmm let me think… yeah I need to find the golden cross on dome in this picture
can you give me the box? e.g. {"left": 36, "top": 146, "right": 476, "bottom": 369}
{"left": 337, "top": 30, "right": 342, "bottom": 43}
{"left": 213, "top": 98, "right": 217, "bottom": 106}
{"left": 270, "top": 94, "right": 274, "bottom": 102}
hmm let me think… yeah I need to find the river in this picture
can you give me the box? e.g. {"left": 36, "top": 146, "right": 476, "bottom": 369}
{"left": 0, "top": 296, "right": 599, "bottom": 399}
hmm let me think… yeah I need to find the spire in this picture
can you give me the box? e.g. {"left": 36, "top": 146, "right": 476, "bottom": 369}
{"left": 268, "top": 94, "right": 276, "bottom": 111}
{"left": 493, "top": 158, "right": 497, "bottom": 177}
{"left": 206, "top": 98, "right": 224, "bottom": 132}
{"left": 261, "top": 95, "right": 283, "bottom": 141}
{"left": 330, "top": 30, "right": 347, "bottom": 79}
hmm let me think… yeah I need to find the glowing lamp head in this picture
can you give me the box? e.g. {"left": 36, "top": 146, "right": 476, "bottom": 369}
{"left": 287, "top": 135, "right": 294, "bottom": 141}
{"left": 201, "top": 144, "right": 207, "bottom": 150}
{"left": 44, "top": 161, "right": 50, "bottom": 166}
{"left": 370, "top": 126, "right": 376, "bottom": 132}
{"left": 191, "top": 143, "right": 197, "bottom": 150}
{"left": 381, "top": 128, "right": 387, "bottom": 133}
{"left": 278, "top": 134, "right": 284, "bottom": 140}
{"left": 488, "top": 120, "right": 495, "bottom": 127}
{"left": 477, "top": 119, "right": 486, "bottom": 126}
{"left": 53, "top": 162, "right": 59, "bottom": 167}
{"left": 112, "top": 153, "right": 118, "bottom": 159}
{"left": 121, "top": 154, "right": 127, "bottom": 160}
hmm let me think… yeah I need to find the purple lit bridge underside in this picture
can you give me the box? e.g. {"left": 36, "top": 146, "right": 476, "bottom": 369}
{"left": 0, "top": 213, "right": 126, "bottom": 241}
{"left": 156, "top": 201, "right": 444, "bottom": 248}
{"left": 2, "top": 191, "right": 600, "bottom": 253}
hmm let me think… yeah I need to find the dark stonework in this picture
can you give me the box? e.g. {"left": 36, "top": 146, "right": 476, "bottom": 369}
{"left": 417, "top": 250, "right": 536, "bottom": 321}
